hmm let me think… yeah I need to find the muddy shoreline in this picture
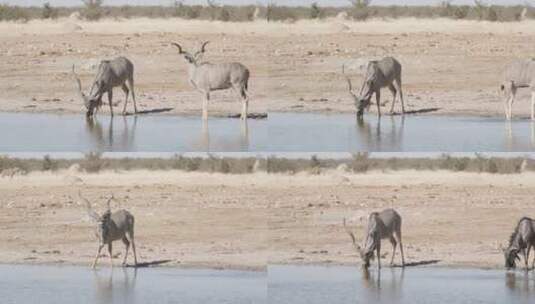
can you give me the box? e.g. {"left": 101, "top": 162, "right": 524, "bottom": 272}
{"left": 0, "top": 106, "right": 523, "bottom": 118}
{"left": 0, "top": 260, "right": 520, "bottom": 272}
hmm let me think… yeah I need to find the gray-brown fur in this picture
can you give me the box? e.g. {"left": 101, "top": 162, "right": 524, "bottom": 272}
{"left": 503, "top": 217, "right": 535, "bottom": 270}
{"left": 171, "top": 41, "right": 250, "bottom": 120}
{"left": 501, "top": 59, "right": 535, "bottom": 120}
{"left": 344, "top": 57, "right": 405, "bottom": 118}
{"left": 344, "top": 209, "right": 405, "bottom": 269}
{"left": 80, "top": 192, "right": 138, "bottom": 268}
{"left": 72, "top": 56, "right": 137, "bottom": 118}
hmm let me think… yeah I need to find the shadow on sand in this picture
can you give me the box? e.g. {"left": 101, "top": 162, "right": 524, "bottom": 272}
{"left": 126, "top": 259, "right": 173, "bottom": 268}
{"left": 123, "top": 108, "right": 174, "bottom": 116}
{"left": 388, "top": 107, "right": 441, "bottom": 116}
{"left": 391, "top": 259, "right": 441, "bottom": 268}
{"left": 226, "top": 112, "right": 268, "bottom": 119}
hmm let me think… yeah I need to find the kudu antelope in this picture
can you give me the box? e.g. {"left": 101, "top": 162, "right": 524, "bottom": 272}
{"left": 80, "top": 192, "right": 138, "bottom": 268}
{"left": 171, "top": 41, "right": 250, "bottom": 120}
{"left": 502, "top": 217, "right": 535, "bottom": 270}
{"left": 344, "top": 209, "right": 405, "bottom": 269}
{"left": 343, "top": 57, "right": 405, "bottom": 118}
{"left": 72, "top": 56, "right": 137, "bottom": 118}
{"left": 501, "top": 59, "right": 535, "bottom": 120}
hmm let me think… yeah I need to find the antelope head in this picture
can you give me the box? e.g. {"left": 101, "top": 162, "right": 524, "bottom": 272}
{"left": 343, "top": 218, "right": 373, "bottom": 268}
{"left": 359, "top": 244, "right": 375, "bottom": 269}
{"left": 71, "top": 65, "right": 100, "bottom": 118}
{"left": 342, "top": 65, "right": 369, "bottom": 118}
{"left": 171, "top": 41, "right": 209, "bottom": 66}
{"left": 501, "top": 244, "right": 520, "bottom": 270}
{"left": 79, "top": 191, "right": 115, "bottom": 244}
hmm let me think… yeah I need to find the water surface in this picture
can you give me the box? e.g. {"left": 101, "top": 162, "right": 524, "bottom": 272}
{"left": 1, "top": 264, "right": 534, "bottom": 303}
{"left": 268, "top": 265, "right": 535, "bottom": 304}
{"left": 1, "top": 112, "right": 535, "bottom": 152}
{"left": 268, "top": 113, "right": 535, "bottom": 152}
{"left": 0, "top": 265, "right": 266, "bottom": 304}
{"left": 0, "top": 112, "right": 267, "bottom": 152}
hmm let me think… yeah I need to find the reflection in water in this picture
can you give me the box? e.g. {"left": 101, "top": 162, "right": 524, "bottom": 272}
{"left": 0, "top": 264, "right": 265, "bottom": 304}
{"left": 504, "top": 120, "right": 535, "bottom": 151}
{"left": 241, "top": 119, "right": 250, "bottom": 151}
{"left": 505, "top": 271, "right": 535, "bottom": 296}
{"left": 361, "top": 267, "right": 405, "bottom": 302}
{"left": 269, "top": 265, "right": 535, "bottom": 304}
{"left": 5, "top": 111, "right": 535, "bottom": 152}
{"left": 198, "top": 119, "right": 250, "bottom": 151}
{"left": 356, "top": 115, "right": 405, "bottom": 151}
{"left": 201, "top": 119, "right": 210, "bottom": 150}
{"left": 85, "top": 116, "right": 138, "bottom": 151}
{"left": 93, "top": 268, "right": 137, "bottom": 304}
{"left": 362, "top": 267, "right": 381, "bottom": 290}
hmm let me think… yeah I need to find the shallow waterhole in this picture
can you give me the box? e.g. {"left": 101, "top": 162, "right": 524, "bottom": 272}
{"left": 1, "top": 112, "right": 534, "bottom": 152}
{"left": 1, "top": 264, "right": 534, "bottom": 303}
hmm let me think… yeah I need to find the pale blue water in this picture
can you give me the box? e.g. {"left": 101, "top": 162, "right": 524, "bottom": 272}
{"left": 1, "top": 112, "right": 535, "bottom": 152}
{"left": 1, "top": 265, "right": 534, "bottom": 303}
{"left": 0, "top": 112, "right": 266, "bottom": 152}
{"left": 0, "top": 265, "right": 266, "bottom": 304}
{"left": 268, "top": 265, "right": 535, "bottom": 304}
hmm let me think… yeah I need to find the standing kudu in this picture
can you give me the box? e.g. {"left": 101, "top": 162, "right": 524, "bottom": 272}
{"left": 343, "top": 57, "right": 405, "bottom": 118}
{"left": 80, "top": 192, "right": 138, "bottom": 268}
{"left": 501, "top": 59, "right": 535, "bottom": 120}
{"left": 502, "top": 217, "right": 535, "bottom": 270}
{"left": 72, "top": 56, "right": 137, "bottom": 118}
{"left": 344, "top": 209, "right": 405, "bottom": 269}
{"left": 171, "top": 41, "right": 251, "bottom": 120}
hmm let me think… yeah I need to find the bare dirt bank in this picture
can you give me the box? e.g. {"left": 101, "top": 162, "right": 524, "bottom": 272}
{"left": 0, "top": 169, "right": 534, "bottom": 270}
{"left": 1, "top": 18, "right": 535, "bottom": 118}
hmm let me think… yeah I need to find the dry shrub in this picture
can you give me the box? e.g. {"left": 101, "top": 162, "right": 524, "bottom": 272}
{"left": 42, "top": 155, "right": 58, "bottom": 171}
{"left": 80, "top": 152, "right": 105, "bottom": 173}
{"left": 351, "top": 153, "right": 370, "bottom": 172}
{"left": 0, "top": 4, "right": 29, "bottom": 21}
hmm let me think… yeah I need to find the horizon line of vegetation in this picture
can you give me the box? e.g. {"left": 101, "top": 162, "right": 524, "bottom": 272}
{"left": 0, "top": 0, "right": 533, "bottom": 23}
{"left": 0, "top": 153, "right": 533, "bottom": 175}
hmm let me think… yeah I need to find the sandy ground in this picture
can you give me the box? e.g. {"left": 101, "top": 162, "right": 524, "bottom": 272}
{"left": 2, "top": 17, "right": 535, "bottom": 118}
{"left": 1, "top": 169, "right": 535, "bottom": 270}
